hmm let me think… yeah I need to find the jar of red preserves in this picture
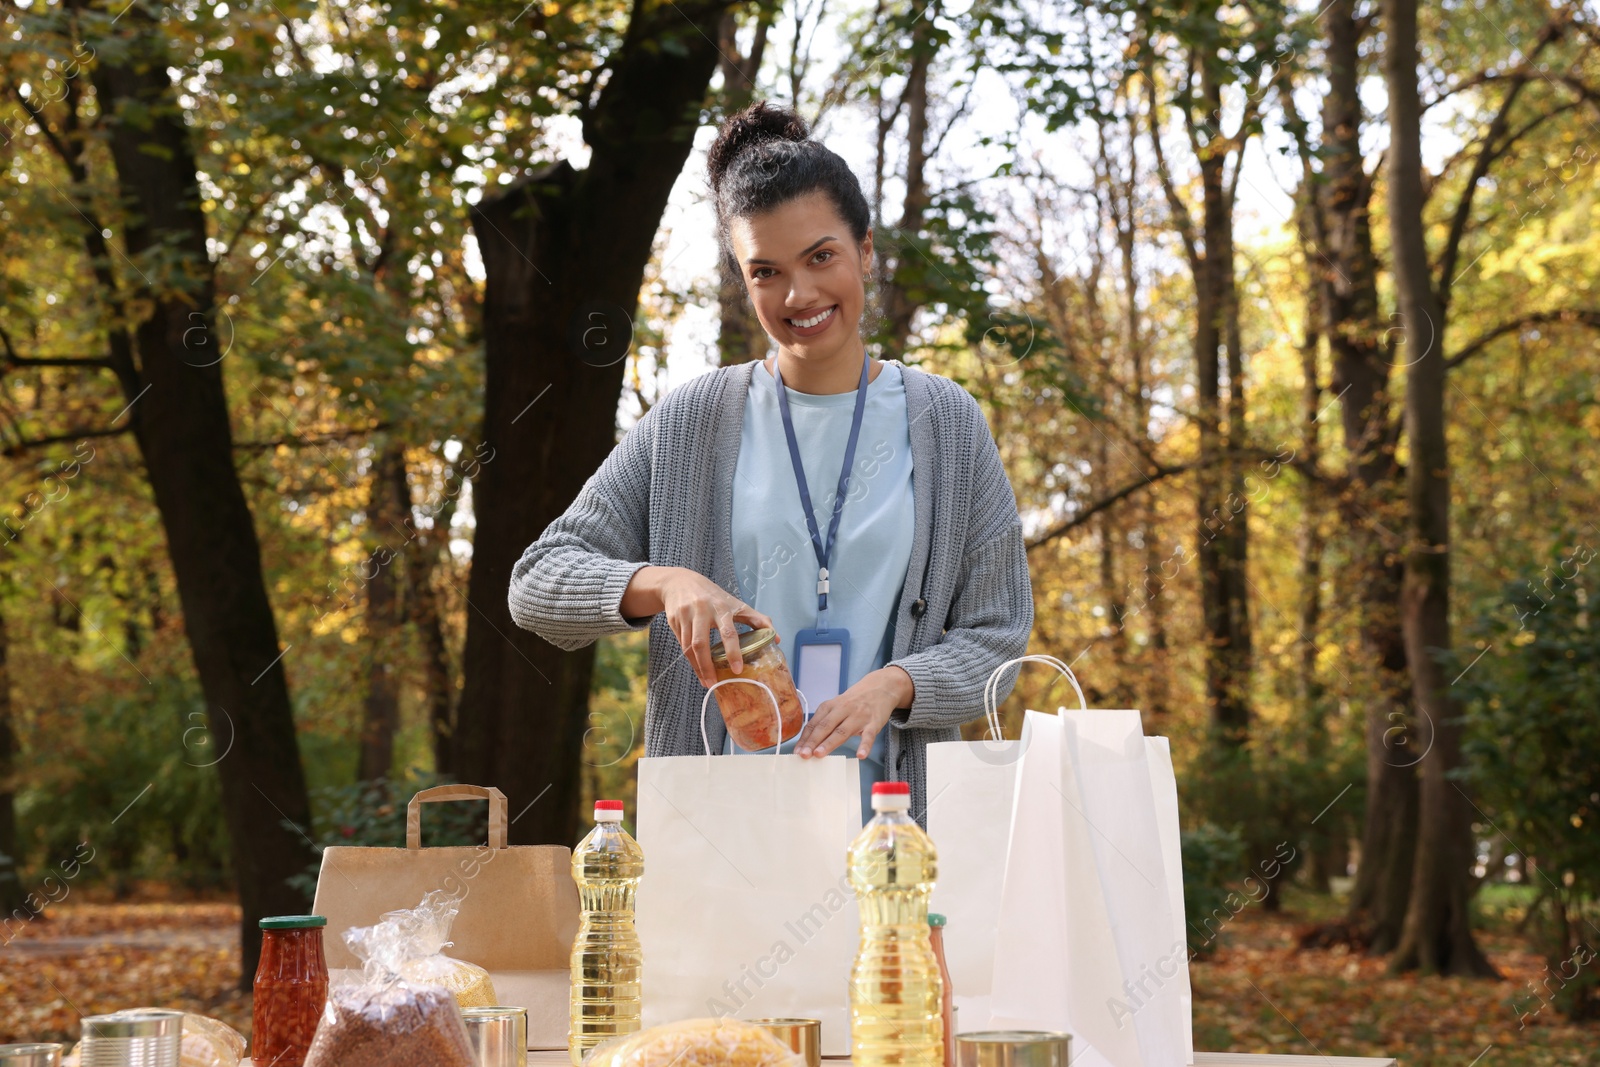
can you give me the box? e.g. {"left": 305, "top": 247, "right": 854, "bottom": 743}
{"left": 709, "top": 628, "right": 806, "bottom": 749}
{"left": 253, "top": 915, "right": 330, "bottom": 1067}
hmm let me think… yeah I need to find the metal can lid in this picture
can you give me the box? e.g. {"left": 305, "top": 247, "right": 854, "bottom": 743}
{"left": 957, "top": 1031, "right": 1073, "bottom": 1046}
{"left": 81, "top": 1010, "right": 185, "bottom": 1039}
{"left": 709, "top": 627, "right": 777, "bottom": 665}
{"left": 259, "top": 915, "right": 327, "bottom": 929}
{"left": 461, "top": 1007, "right": 529, "bottom": 1019}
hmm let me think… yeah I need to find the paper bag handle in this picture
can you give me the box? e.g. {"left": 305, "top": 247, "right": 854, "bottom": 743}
{"left": 699, "top": 678, "right": 810, "bottom": 763}
{"left": 406, "top": 784, "right": 509, "bottom": 850}
{"left": 983, "top": 655, "right": 1088, "bottom": 740}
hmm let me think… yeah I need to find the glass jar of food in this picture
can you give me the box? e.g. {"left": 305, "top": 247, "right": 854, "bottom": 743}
{"left": 709, "top": 628, "right": 806, "bottom": 750}
{"left": 253, "top": 915, "right": 330, "bottom": 1067}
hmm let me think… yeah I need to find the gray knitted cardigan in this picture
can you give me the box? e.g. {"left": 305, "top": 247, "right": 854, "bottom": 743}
{"left": 507, "top": 358, "right": 1033, "bottom": 825}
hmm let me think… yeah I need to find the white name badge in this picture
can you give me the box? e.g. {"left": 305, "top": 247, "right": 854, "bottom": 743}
{"left": 791, "top": 627, "right": 852, "bottom": 712}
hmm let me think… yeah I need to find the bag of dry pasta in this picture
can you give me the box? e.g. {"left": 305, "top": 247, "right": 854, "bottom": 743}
{"left": 586, "top": 1018, "right": 804, "bottom": 1067}
{"left": 397, "top": 890, "right": 498, "bottom": 1007}
{"left": 303, "top": 895, "right": 477, "bottom": 1067}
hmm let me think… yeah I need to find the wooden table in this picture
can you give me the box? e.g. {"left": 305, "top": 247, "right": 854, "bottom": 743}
{"left": 527, "top": 1053, "right": 1395, "bottom": 1065}
{"left": 248, "top": 1049, "right": 1394, "bottom": 1065}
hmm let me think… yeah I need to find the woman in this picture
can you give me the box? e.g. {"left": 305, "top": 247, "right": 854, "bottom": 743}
{"left": 508, "top": 101, "right": 1032, "bottom": 826}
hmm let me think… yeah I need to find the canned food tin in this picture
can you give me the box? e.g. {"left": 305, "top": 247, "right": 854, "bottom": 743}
{"left": 0, "top": 1045, "right": 64, "bottom": 1067}
{"left": 461, "top": 1006, "right": 528, "bottom": 1067}
{"left": 955, "top": 1030, "right": 1071, "bottom": 1067}
{"left": 77, "top": 1010, "right": 183, "bottom": 1067}
{"left": 744, "top": 1019, "right": 820, "bottom": 1067}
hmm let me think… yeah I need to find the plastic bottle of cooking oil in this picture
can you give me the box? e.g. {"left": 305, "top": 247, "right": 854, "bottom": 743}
{"left": 848, "top": 781, "right": 943, "bottom": 1067}
{"left": 569, "top": 799, "right": 644, "bottom": 1065}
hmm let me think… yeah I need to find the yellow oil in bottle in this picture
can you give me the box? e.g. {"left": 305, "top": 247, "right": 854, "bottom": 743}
{"left": 569, "top": 799, "right": 643, "bottom": 1065}
{"left": 848, "top": 781, "right": 943, "bottom": 1067}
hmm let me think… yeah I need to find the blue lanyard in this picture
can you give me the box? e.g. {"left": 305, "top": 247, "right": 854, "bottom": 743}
{"left": 773, "top": 354, "right": 871, "bottom": 618}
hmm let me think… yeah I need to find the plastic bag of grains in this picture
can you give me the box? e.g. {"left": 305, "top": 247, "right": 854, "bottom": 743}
{"left": 302, "top": 895, "right": 476, "bottom": 1067}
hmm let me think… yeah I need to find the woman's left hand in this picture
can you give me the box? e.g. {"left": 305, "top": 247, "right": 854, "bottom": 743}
{"left": 796, "top": 666, "right": 915, "bottom": 759}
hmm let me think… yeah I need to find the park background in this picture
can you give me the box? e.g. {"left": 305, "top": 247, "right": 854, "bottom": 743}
{"left": 1, "top": 0, "right": 1598, "bottom": 1062}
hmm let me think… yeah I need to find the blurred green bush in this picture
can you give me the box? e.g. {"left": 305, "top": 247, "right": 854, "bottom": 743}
{"left": 1459, "top": 540, "right": 1600, "bottom": 1021}
{"left": 283, "top": 774, "right": 489, "bottom": 900}
{"left": 1181, "top": 822, "right": 1245, "bottom": 957}
{"left": 20, "top": 677, "right": 230, "bottom": 896}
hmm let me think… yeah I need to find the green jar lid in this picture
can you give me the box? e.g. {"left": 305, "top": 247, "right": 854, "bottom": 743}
{"left": 928, "top": 913, "right": 947, "bottom": 927}
{"left": 259, "top": 915, "right": 327, "bottom": 930}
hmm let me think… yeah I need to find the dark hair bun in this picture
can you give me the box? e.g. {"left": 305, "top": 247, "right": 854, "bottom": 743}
{"left": 707, "top": 101, "right": 809, "bottom": 194}
{"left": 706, "top": 98, "right": 871, "bottom": 285}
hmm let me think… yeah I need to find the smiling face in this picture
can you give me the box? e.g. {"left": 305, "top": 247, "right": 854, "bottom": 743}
{"left": 728, "top": 190, "right": 875, "bottom": 366}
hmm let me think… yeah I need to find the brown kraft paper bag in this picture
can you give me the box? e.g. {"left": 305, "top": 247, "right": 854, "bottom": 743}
{"left": 311, "top": 784, "right": 578, "bottom": 1049}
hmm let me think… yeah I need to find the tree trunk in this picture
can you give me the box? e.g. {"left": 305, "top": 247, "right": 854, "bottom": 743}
{"left": 1296, "top": 0, "right": 1419, "bottom": 949}
{"left": 1297, "top": 263, "right": 1323, "bottom": 729}
{"left": 0, "top": 604, "right": 23, "bottom": 913}
{"left": 91, "top": 13, "right": 313, "bottom": 986}
{"left": 357, "top": 443, "right": 408, "bottom": 781}
{"left": 1108, "top": 120, "right": 1169, "bottom": 723}
{"left": 716, "top": 8, "right": 773, "bottom": 368}
{"left": 1293, "top": 213, "right": 1340, "bottom": 897}
{"left": 416, "top": 560, "right": 457, "bottom": 776}
{"left": 407, "top": 453, "right": 462, "bottom": 775}
{"left": 1097, "top": 508, "right": 1127, "bottom": 698}
{"left": 411, "top": 507, "right": 459, "bottom": 776}
{"left": 1095, "top": 426, "right": 1129, "bottom": 698}
{"left": 1141, "top": 497, "right": 1171, "bottom": 722}
{"left": 1349, "top": 649, "right": 1420, "bottom": 952}
{"left": 1078, "top": 227, "right": 1126, "bottom": 700}
{"left": 1193, "top": 61, "right": 1251, "bottom": 745}
{"left": 881, "top": 0, "right": 935, "bottom": 353}
{"left": 456, "top": 0, "right": 737, "bottom": 846}
{"left": 1383, "top": 0, "right": 1495, "bottom": 977}
{"left": 1217, "top": 149, "right": 1253, "bottom": 746}
{"left": 719, "top": 253, "right": 770, "bottom": 366}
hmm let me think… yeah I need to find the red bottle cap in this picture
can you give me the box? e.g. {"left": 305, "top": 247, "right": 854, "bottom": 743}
{"left": 596, "top": 800, "right": 624, "bottom": 811}
{"left": 872, "top": 782, "right": 910, "bottom": 796}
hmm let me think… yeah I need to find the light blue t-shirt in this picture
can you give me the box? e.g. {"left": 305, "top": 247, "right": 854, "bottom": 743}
{"left": 725, "top": 359, "right": 916, "bottom": 820}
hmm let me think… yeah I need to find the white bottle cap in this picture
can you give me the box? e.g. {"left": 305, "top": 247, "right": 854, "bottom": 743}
{"left": 595, "top": 800, "right": 624, "bottom": 823}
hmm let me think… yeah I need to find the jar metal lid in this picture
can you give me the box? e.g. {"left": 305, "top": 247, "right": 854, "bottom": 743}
{"left": 259, "top": 915, "right": 327, "bottom": 929}
{"left": 709, "top": 627, "right": 777, "bottom": 665}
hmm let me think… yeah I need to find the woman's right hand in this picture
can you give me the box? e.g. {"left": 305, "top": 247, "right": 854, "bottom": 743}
{"left": 621, "top": 566, "right": 774, "bottom": 687}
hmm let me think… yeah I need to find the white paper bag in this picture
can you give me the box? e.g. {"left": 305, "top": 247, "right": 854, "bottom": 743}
{"left": 1146, "top": 737, "right": 1194, "bottom": 1062}
{"left": 1064, "top": 708, "right": 1190, "bottom": 1067}
{"left": 636, "top": 679, "right": 863, "bottom": 1056}
{"left": 927, "top": 656, "right": 1082, "bottom": 1028}
{"left": 991, "top": 692, "right": 1192, "bottom": 1067}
